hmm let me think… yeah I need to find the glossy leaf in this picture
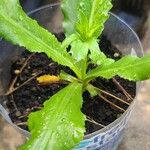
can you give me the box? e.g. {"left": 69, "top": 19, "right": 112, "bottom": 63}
{"left": 62, "top": 0, "right": 112, "bottom": 40}
{"left": 19, "top": 83, "right": 85, "bottom": 150}
{"left": 62, "top": 0, "right": 113, "bottom": 65}
{"left": 76, "top": 0, "right": 112, "bottom": 40}
{"left": 88, "top": 38, "right": 114, "bottom": 65}
{"left": 61, "top": 0, "right": 80, "bottom": 36}
{"left": 0, "top": 0, "right": 81, "bottom": 77}
{"left": 70, "top": 39, "right": 89, "bottom": 61}
{"left": 86, "top": 55, "right": 150, "bottom": 81}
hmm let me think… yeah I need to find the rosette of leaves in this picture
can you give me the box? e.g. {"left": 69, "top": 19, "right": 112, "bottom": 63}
{"left": 0, "top": 0, "right": 150, "bottom": 149}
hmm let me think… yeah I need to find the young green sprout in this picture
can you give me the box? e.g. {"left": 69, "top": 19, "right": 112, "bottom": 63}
{"left": 0, "top": 0, "right": 150, "bottom": 149}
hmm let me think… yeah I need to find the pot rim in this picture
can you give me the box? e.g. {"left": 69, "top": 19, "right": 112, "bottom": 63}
{"left": 0, "top": 2, "right": 143, "bottom": 140}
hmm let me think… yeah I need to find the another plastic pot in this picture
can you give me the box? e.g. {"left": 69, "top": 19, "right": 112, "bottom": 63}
{"left": 0, "top": 3, "right": 143, "bottom": 150}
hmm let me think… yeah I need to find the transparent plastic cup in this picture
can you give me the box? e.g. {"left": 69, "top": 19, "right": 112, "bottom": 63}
{"left": 0, "top": 3, "right": 143, "bottom": 150}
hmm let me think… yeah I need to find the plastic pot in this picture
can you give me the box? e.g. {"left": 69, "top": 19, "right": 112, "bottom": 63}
{"left": 0, "top": 3, "right": 143, "bottom": 150}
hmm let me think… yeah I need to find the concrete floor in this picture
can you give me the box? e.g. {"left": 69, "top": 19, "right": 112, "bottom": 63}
{"left": 118, "top": 13, "right": 150, "bottom": 150}
{"left": 118, "top": 80, "right": 150, "bottom": 150}
{"left": 0, "top": 12, "right": 150, "bottom": 150}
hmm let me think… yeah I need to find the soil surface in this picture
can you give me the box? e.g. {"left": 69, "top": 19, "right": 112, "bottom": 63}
{"left": 6, "top": 34, "right": 136, "bottom": 135}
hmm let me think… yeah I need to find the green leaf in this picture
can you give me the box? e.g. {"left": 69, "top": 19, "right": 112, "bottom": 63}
{"left": 67, "top": 37, "right": 113, "bottom": 66}
{"left": 86, "top": 84, "right": 98, "bottom": 97}
{"left": 68, "top": 38, "right": 114, "bottom": 77}
{"left": 71, "top": 39, "right": 89, "bottom": 61}
{"left": 61, "top": 0, "right": 113, "bottom": 67}
{"left": 19, "top": 83, "right": 85, "bottom": 150}
{"left": 76, "top": 0, "right": 112, "bottom": 40}
{"left": 88, "top": 38, "right": 114, "bottom": 65}
{"left": 61, "top": 0, "right": 80, "bottom": 37}
{"left": 61, "top": 34, "right": 89, "bottom": 61}
{"left": 62, "top": 34, "right": 78, "bottom": 49}
{"left": 0, "top": 0, "right": 81, "bottom": 77}
{"left": 86, "top": 55, "right": 150, "bottom": 81}
{"left": 62, "top": 0, "right": 112, "bottom": 40}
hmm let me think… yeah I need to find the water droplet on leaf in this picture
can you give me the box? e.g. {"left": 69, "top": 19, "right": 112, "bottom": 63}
{"left": 19, "top": 16, "right": 23, "bottom": 20}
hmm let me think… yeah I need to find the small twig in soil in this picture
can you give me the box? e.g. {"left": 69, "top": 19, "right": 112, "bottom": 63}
{"left": 112, "top": 78, "right": 134, "bottom": 101}
{"left": 18, "top": 106, "right": 42, "bottom": 119}
{"left": 10, "top": 94, "right": 21, "bottom": 116}
{"left": 94, "top": 86, "right": 130, "bottom": 106}
{"left": 31, "top": 106, "right": 42, "bottom": 110}
{"left": 86, "top": 116, "right": 105, "bottom": 128}
{"left": 5, "top": 72, "right": 40, "bottom": 96}
{"left": 99, "top": 94, "right": 126, "bottom": 112}
{"left": 8, "top": 53, "right": 35, "bottom": 92}
{"left": 16, "top": 122, "right": 27, "bottom": 126}
{"left": 18, "top": 114, "right": 28, "bottom": 119}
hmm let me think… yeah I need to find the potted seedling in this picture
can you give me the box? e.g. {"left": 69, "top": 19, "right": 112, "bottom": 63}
{"left": 0, "top": 0, "right": 149, "bottom": 150}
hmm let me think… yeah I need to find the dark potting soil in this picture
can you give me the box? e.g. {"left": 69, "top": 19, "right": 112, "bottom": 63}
{"left": 6, "top": 34, "right": 136, "bottom": 135}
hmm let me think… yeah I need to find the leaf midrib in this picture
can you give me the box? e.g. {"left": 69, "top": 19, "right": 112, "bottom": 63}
{"left": 0, "top": 13, "right": 74, "bottom": 67}
{"left": 88, "top": 58, "right": 150, "bottom": 77}
{"left": 89, "top": 0, "right": 97, "bottom": 28}
{"left": 41, "top": 84, "right": 81, "bottom": 149}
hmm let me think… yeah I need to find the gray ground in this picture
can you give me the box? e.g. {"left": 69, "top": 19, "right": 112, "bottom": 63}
{"left": 0, "top": 11, "right": 150, "bottom": 150}
{"left": 118, "top": 12, "right": 150, "bottom": 150}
